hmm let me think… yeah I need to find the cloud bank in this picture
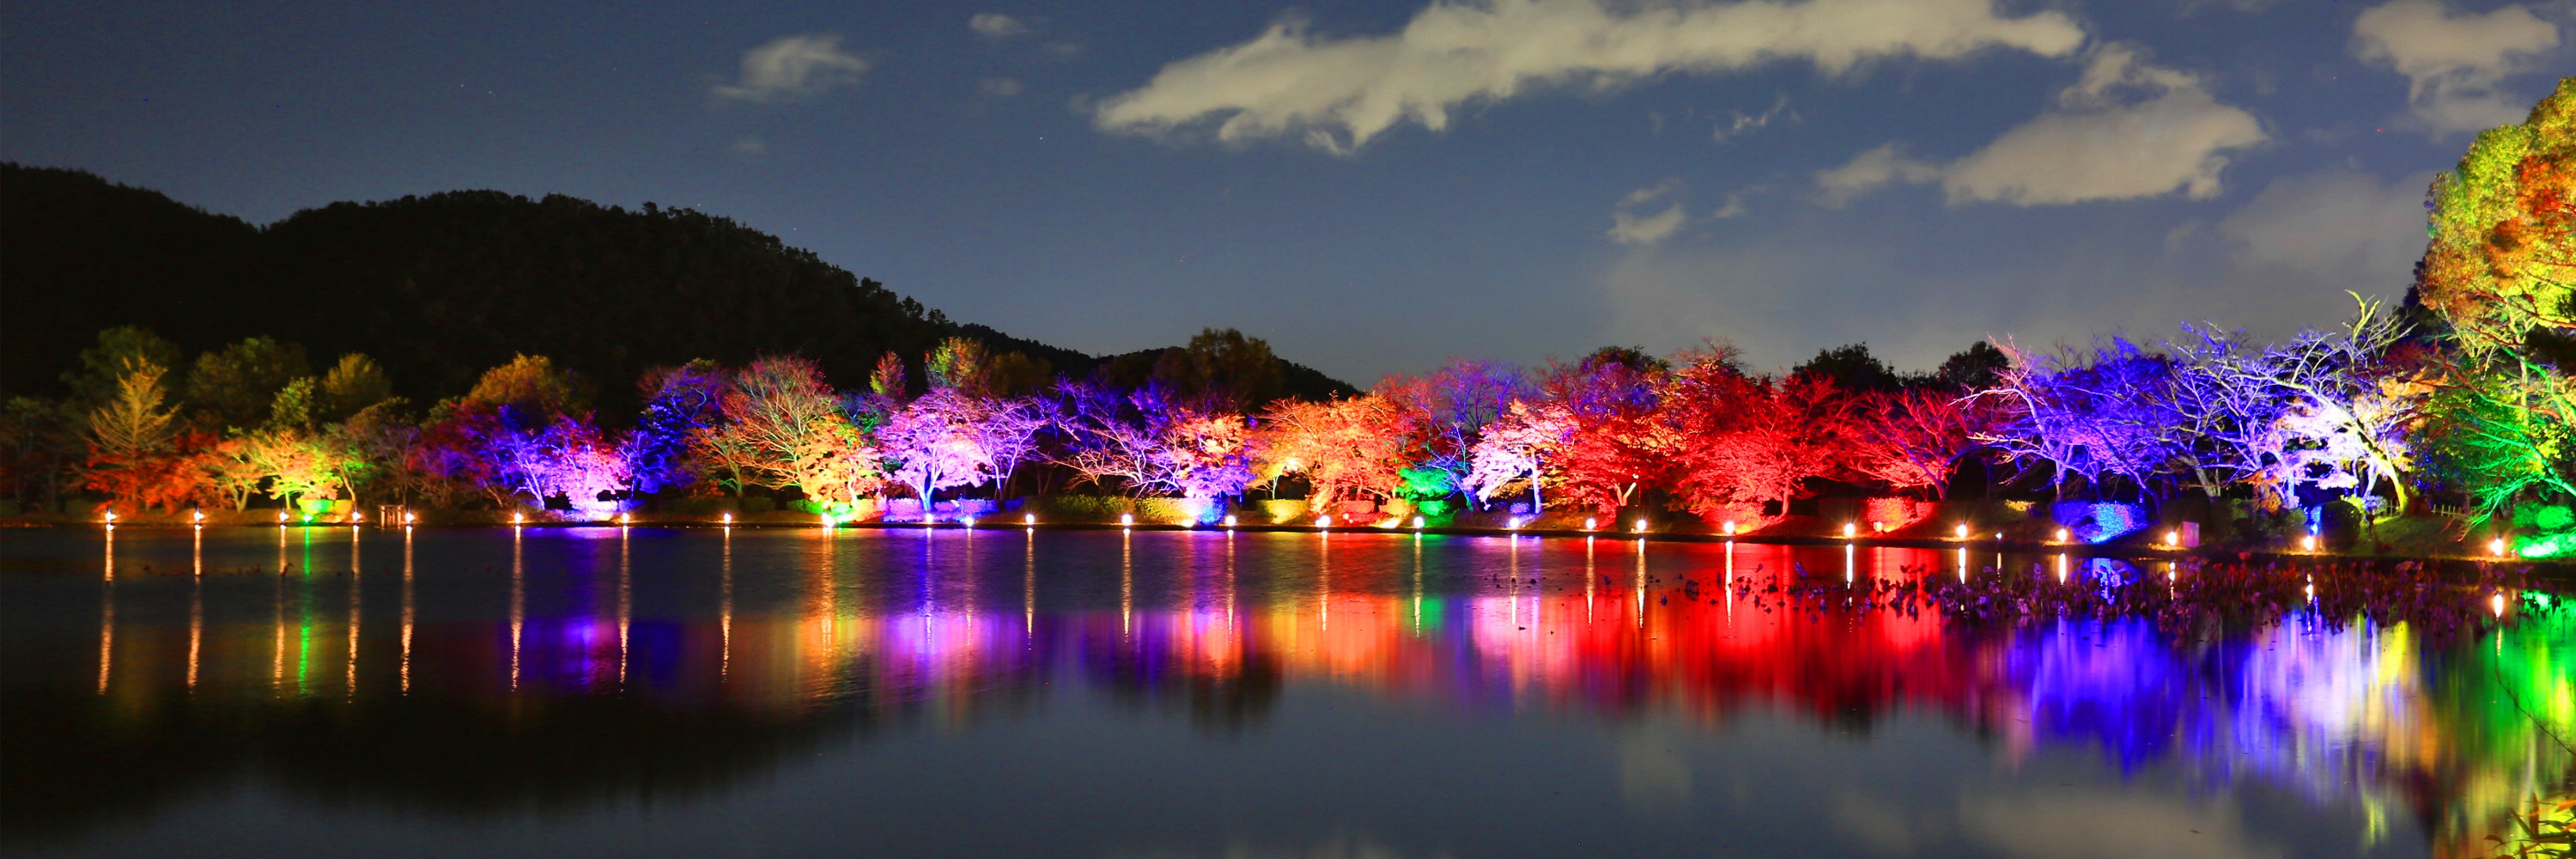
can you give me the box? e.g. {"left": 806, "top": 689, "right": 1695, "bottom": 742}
{"left": 969, "top": 13, "right": 1033, "bottom": 40}
{"left": 712, "top": 34, "right": 870, "bottom": 104}
{"left": 1817, "top": 46, "right": 2266, "bottom": 206}
{"left": 2352, "top": 0, "right": 2563, "bottom": 134}
{"left": 1092, "top": 0, "right": 2086, "bottom": 153}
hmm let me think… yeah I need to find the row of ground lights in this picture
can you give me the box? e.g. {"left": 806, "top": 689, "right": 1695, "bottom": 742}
{"left": 93, "top": 509, "right": 2525, "bottom": 558}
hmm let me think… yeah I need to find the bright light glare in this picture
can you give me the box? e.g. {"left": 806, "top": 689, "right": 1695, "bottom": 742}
{"left": 1841, "top": 521, "right": 1856, "bottom": 539}
{"left": 1121, "top": 513, "right": 1134, "bottom": 527}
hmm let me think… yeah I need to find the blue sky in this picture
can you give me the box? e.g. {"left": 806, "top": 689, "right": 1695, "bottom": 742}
{"left": 4, "top": 0, "right": 2567, "bottom": 385}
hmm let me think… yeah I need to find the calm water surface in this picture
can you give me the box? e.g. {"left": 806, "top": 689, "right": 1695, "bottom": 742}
{"left": 3, "top": 527, "right": 2568, "bottom": 858}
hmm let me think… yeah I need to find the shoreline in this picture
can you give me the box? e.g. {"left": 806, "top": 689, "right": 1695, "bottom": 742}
{"left": 20, "top": 515, "right": 2573, "bottom": 577}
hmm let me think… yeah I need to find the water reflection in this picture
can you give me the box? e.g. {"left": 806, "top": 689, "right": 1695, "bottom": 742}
{"left": 4, "top": 528, "right": 2568, "bottom": 857}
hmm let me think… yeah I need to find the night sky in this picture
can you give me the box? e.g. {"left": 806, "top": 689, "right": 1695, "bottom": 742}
{"left": 3, "top": 0, "right": 2566, "bottom": 384}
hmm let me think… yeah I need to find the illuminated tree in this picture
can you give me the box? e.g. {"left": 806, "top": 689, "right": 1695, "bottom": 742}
{"left": 82, "top": 359, "right": 209, "bottom": 512}
{"left": 625, "top": 361, "right": 725, "bottom": 496}
{"left": 416, "top": 356, "right": 623, "bottom": 511}
{"left": 241, "top": 378, "right": 351, "bottom": 509}
{"left": 1848, "top": 387, "right": 2006, "bottom": 499}
{"left": 317, "top": 353, "right": 394, "bottom": 422}
{"left": 2160, "top": 325, "right": 2283, "bottom": 503}
{"left": 2414, "top": 77, "right": 2574, "bottom": 358}
{"left": 336, "top": 399, "right": 430, "bottom": 509}
{"left": 2413, "top": 78, "right": 2576, "bottom": 523}
{"left": 1053, "top": 381, "right": 1258, "bottom": 504}
{"left": 501, "top": 415, "right": 630, "bottom": 514}
{"left": 1542, "top": 347, "right": 1674, "bottom": 514}
{"left": 1981, "top": 338, "right": 2188, "bottom": 503}
{"left": 881, "top": 387, "right": 1047, "bottom": 508}
{"left": 2251, "top": 302, "right": 2422, "bottom": 513}
{"left": 708, "top": 356, "right": 881, "bottom": 509}
{"left": 925, "top": 337, "right": 988, "bottom": 395}
{"left": 1259, "top": 394, "right": 1406, "bottom": 506}
{"left": 462, "top": 353, "right": 586, "bottom": 416}
{"left": 1664, "top": 351, "right": 1857, "bottom": 520}
{"left": 1378, "top": 359, "right": 1532, "bottom": 508}
{"left": 87, "top": 360, "right": 179, "bottom": 466}
{"left": 1462, "top": 399, "right": 1573, "bottom": 510}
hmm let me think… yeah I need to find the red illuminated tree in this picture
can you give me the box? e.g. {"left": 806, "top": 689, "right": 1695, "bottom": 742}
{"left": 1541, "top": 348, "right": 1674, "bottom": 515}
{"left": 1847, "top": 387, "right": 2006, "bottom": 499}
{"left": 1662, "top": 350, "right": 1858, "bottom": 521}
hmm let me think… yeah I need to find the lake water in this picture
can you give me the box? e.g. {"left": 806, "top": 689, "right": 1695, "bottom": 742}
{"left": 3, "top": 527, "right": 2568, "bottom": 858}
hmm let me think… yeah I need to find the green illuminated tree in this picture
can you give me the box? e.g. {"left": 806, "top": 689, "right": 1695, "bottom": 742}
{"left": 318, "top": 353, "right": 394, "bottom": 422}
{"left": 2415, "top": 77, "right": 2576, "bottom": 523}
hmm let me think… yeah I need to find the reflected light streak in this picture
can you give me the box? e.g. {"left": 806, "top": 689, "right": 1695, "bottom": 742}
{"left": 1121, "top": 530, "right": 1133, "bottom": 637}
{"left": 348, "top": 534, "right": 361, "bottom": 699}
{"left": 619, "top": 527, "right": 630, "bottom": 685}
{"left": 271, "top": 564, "right": 284, "bottom": 695}
{"left": 720, "top": 527, "right": 733, "bottom": 679}
{"left": 97, "top": 545, "right": 112, "bottom": 695}
{"left": 187, "top": 570, "right": 203, "bottom": 691}
{"left": 401, "top": 527, "right": 414, "bottom": 693}
{"left": 520, "top": 526, "right": 531, "bottom": 685}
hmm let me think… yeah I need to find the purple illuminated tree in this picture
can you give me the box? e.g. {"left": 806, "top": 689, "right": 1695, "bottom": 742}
{"left": 1981, "top": 338, "right": 2189, "bottom": 503}
{"left": 1378, "top": 359, "right": 1533, "bottom": 509}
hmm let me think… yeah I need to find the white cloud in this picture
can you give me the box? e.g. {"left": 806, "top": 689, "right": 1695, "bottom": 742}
{"left": 1610, "top": 204, "right": 1689, "bottom": 245}
{"left": 1709, "top": 193, "right": 1749, "bottom": 219}
{"left": 730, "top": 136, "right": 768, "bottom": 158}
{"left": 2219, "top": 168, "right": 2431, "bottom": 287}
{"left": 1814, "top": 143, "right": 1941, "bottom": 206}
{"left": 2352, "top": 0, "right": 2563, "bottom": 134}
{"left": 1619, "top": 178, "right": 1684, "bottom": 207}
{"left": 712, "top": 34, "right": 870, "bottom": 103}
{"left": 1818, "top": 45, "right": 2267, "bottom": 206}
{"left": 1609, "top": 179, "right": 1690, "bottom": 245}
{"left": 1092, "top": 0, "right": 2086, "bottom": 153}
{"left": 969, "top": 13, "right": 1033, "bottom": 40}
{"left": 1712, "top": 93, "right": 1796, "bottom": 143}
{"left": 981, "top": 76, "right": 1025, "bottom": 97}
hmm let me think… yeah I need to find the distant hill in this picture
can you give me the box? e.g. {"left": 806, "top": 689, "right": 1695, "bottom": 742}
{"left": 1, "top": 164, "right": 1358, "bottom": 411}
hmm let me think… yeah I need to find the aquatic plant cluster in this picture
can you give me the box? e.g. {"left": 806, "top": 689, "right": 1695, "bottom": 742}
{"left": 1719, "top": 556, "right": 2552, "bottom": 643}
{"left": 13, "top": 82, "right": 2571, "bottom": 543}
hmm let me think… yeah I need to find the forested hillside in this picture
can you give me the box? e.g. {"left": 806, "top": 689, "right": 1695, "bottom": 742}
{"left": 0, "top": 164, "right": 1355, "bottom": 411}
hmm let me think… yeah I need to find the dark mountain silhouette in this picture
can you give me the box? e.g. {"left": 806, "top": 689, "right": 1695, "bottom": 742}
{"left": 2, "top": 164, "right": 1357, "bottom": 411}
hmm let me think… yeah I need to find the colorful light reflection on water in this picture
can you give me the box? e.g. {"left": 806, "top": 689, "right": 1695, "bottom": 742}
{"left": 3, "top": 527, "right": 2567, "bottom": 858}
